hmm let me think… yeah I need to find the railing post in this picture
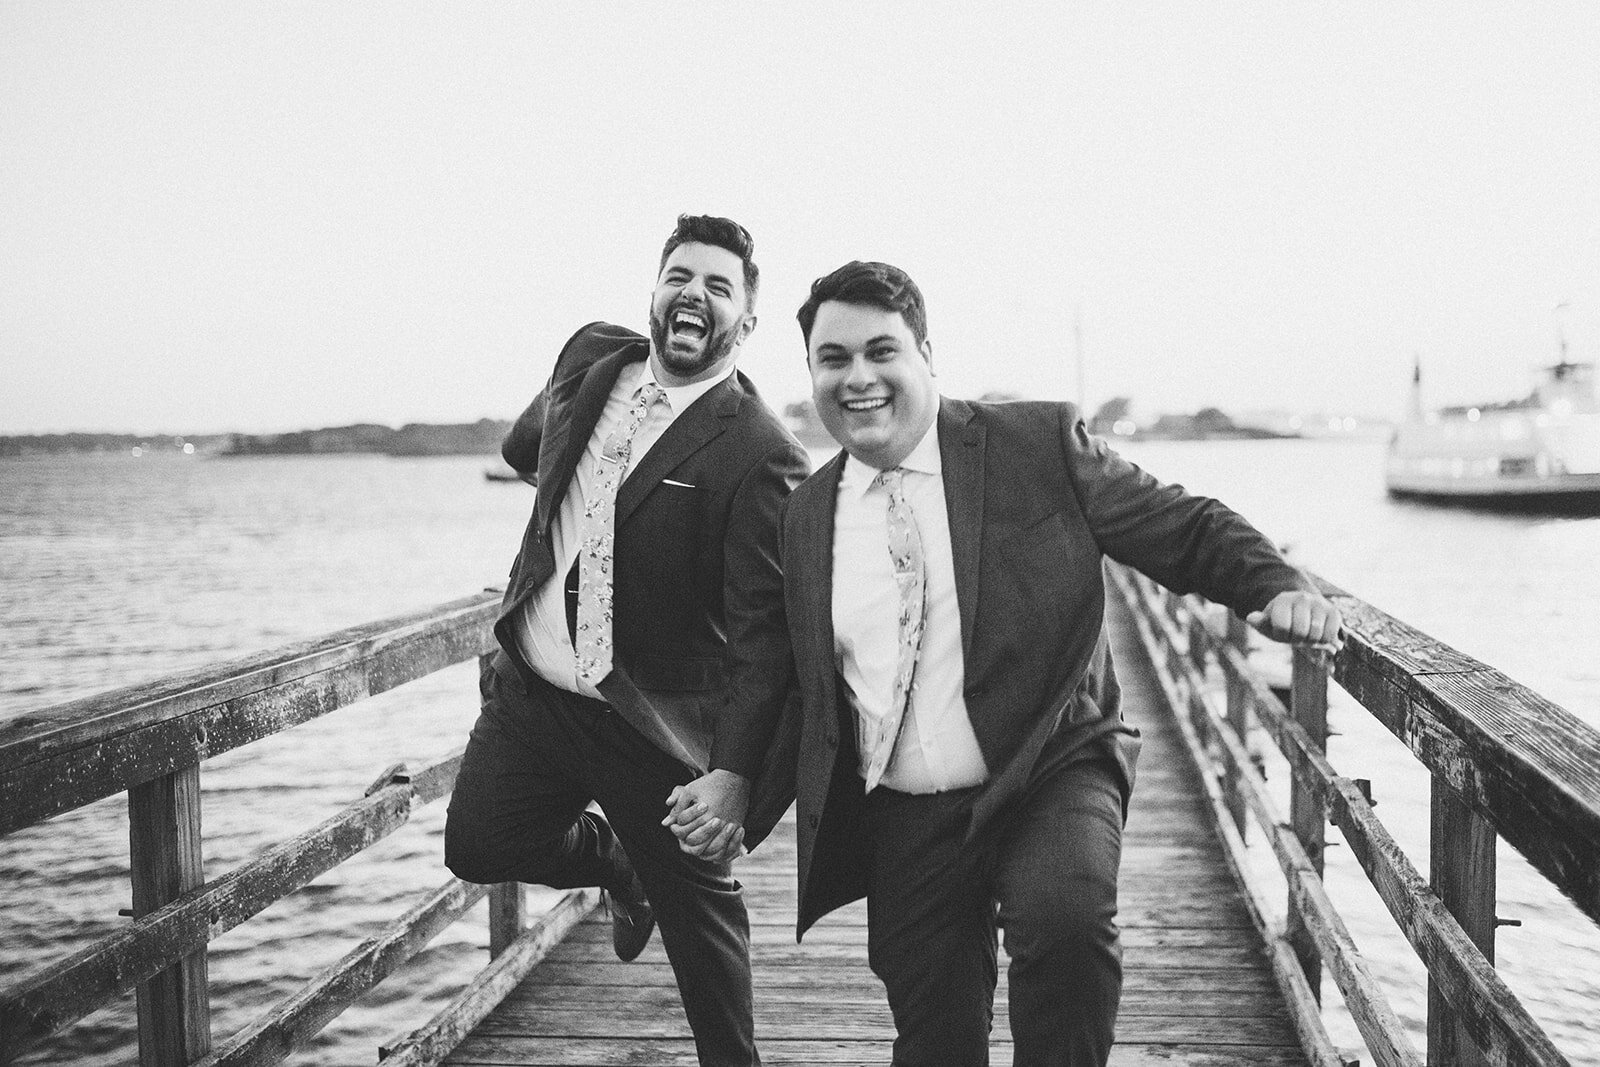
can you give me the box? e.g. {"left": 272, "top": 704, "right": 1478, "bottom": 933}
{"left": 1163, "top": 598, "right": 1195, "bottom": 735}
{"left": 1287, "top": 647, "right": 1328, "bottom": 1001}
{"left": 488, "top": 882, "right": 526, "bottom": 958}
{"left": 1184, "top": 609, "right": 1210, "bottom": 735}
{"left": 1223, "top": 612, "right": 1252, "bottom": 837}
{"left": 1180, "top": 606, "right": 1227, "bottom": 775}
{"left": 128, "top": 763, "right": 211, "bottom": 1065}
{"left": 1186, "top": 607, "right": 1209, "bottom": 675}
{"left": 1428, "top": 779, "right": 1496, "bottom": 1067}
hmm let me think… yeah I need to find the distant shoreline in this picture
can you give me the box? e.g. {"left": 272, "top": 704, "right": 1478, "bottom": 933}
{"left": 1, "top": 419, "right": 511, "bottom": 458}
{"left": 5, "top": 408, "right": 1388, "bottom": 459}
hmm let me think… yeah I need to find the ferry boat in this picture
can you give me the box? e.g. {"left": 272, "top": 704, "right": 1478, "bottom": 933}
{"left": 1385, "top": 355, "right": 1600, "bottom": 512}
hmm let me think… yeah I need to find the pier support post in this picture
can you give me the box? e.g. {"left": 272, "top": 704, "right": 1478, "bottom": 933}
{"left": 1223, "top": 612, "right": 1252, "bottom": 837}
{"left": 1428, "top": 780, "right": 1495, "bottom": 1067}
{"left": 1185, "top": 608, "right": 1213, "bottom": 743}
{"left": 1287, "top": 647, "right": 1328, "bottom": 1002}
{"left": 489, "top": 883, "right": 526, "bottom": 959}
{"left": 128, "top": 763, "right": 211, "bottom": 1066}
{"left": 1186, "top": 607, "right": 1209, "bottom": 675}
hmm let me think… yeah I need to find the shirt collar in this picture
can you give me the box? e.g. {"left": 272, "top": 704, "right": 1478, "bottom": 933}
{"left": 840, "top": 417, "right": 942, "bottom": 500}
{"left": 638, "top": 358, "right": 736, "bottom": 415}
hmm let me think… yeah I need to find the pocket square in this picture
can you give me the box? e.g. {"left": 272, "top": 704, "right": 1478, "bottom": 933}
{"left": 661, "top": 478, "right": 697, "bottom": 488}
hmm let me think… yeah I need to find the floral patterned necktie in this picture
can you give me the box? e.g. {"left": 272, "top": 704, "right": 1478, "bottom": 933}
{"left": 863, "top": 466, "right": 926, "bottom": 792}
{"left": 575, "top": 381, "right": 666, "bottom": 685}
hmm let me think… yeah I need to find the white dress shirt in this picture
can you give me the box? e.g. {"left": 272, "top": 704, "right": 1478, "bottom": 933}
{"left": 832, "top": 422, "right": 989, "bottom": 793}
{"left": 516, "top": 357, "right": 735, "bottom": 697}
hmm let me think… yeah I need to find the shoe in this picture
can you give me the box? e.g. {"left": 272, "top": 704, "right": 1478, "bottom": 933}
{"left": 605, "top": 861, "right": 655, "bottom": 962}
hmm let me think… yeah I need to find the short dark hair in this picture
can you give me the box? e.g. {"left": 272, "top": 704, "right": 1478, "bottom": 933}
{"left": 796, "top": 260, "right": 928, "bottom": 348}
{"left": 659, "top": 214, "right": 759, "bottom": 310}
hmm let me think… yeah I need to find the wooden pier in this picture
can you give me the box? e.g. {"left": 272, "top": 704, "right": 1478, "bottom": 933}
{"left": 438, "top": 588, "right": 1307, "bottom": 1066}
{"left": 4, "top": 567, "right": 1598, "bottom": 1065}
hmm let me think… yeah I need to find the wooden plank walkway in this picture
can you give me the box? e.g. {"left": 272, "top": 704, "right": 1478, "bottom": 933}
{"left": 444, "top": 595, "right": 1309, "bottom": 1066}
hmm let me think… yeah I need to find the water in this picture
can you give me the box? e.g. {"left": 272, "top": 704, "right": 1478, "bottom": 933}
{"left": 1, "top": 453, "right": 535, "bottom": 1065}
{"left": 1118, "top": 438, "right": 1600, "bottom": 1061}
{"left": 2, "top": 441, "right": 1597, "bottom": 1062}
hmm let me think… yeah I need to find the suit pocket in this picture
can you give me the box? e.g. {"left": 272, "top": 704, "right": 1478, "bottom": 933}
{"left": 618, "top": 481, "right": 707, "bottom": 619}
{"left": 641, "top": 481, "right": 706, "bottom": 553}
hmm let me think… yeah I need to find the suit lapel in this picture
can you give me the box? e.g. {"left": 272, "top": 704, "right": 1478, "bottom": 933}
{"left": 794, "top": 452, "right": 845, "bottom": 714}
{"left": 613, "top": 372, "right": 737, "bottom": 525}
{"left": 537, "top": 347, "right": 639, "bottom": 532}
{"left": 938, "top": 398, "right": 985, "bottom": 661}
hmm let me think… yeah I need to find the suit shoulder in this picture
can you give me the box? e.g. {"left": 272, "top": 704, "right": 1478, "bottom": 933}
{"left": 956, "top": 398, "right": 1083, "bottom": 451}
{"left": 571, "top": 320, "right": 645, "bottom": 345}
{"left": 554, "top": 321, "right": 647, "bottom": 375}
{"left": 728, "top": 372, "right": 807, "bottom": 449}
{"left": 788, "top": 455, "right": 843, "bottom": 509}
{"left": 965, "top": 397, "right": 1082, "bottom": 426}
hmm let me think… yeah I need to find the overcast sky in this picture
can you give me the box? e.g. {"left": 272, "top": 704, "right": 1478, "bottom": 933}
{"left": 4, "top": 3, "right": 1599, "bottom": 434}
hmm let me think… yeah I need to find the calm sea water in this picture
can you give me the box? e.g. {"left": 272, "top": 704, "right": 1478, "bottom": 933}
{"left": 1, "top": 441, "right": 1596, "bottom": 1062}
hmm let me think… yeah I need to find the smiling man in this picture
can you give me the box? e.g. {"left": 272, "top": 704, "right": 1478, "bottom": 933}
{"left": 444, "top": 215, "right": 808, "bottom": 1066}
{"left": 770, "top": 259, "right": 1341, "bottom": 1066}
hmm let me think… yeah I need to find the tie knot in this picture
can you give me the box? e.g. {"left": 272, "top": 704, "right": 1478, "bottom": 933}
{"left": 876, "top": 466, "right": 907, "bottom": 492}
{"left": 636, "top": 381, "right": 666, "bottom": 409}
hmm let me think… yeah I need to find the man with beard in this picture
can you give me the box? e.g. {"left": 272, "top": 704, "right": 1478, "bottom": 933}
{"left": 445, "top": 215, "right": 808, "bottom": 1066}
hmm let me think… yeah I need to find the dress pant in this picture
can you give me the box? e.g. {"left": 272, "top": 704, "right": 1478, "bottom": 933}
{"left": 445, "top": 655, "right": 758, "bottom": 1067}
{"left": 863, "top": 755, "right": 1125, "bottom": 1067}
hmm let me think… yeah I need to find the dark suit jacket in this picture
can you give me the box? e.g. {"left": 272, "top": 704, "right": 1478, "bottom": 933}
{"left": 780, "top": 397, "right": 1312, "bottom": 935}
{"left": 495, "top": 322, "right": 809, "bottom": 847}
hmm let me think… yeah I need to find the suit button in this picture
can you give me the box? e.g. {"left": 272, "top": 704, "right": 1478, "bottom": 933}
{"left": 807, "top": 813, "right": 819, "bottom": 829}
{"left": 824, "top": 733, "right": 838, "bottom": 749}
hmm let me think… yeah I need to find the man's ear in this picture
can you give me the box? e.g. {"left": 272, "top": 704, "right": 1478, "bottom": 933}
{"left": 921, "top": 338, "right": 935, "bottom": 374}
{"left": 739, "top": 314, "right": 759, "bottom": 343}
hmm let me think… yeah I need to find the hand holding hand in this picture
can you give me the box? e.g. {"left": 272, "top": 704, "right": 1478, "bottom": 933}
{"left": 662, "top": 768, "right": 751, "bottom": 863}
{"left": 1246, "top": 590, "right": 1344, "bottom": 654}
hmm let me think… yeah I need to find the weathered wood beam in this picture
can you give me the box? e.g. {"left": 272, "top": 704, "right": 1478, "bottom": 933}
{"left": 1210, "top": 634, "right": 1330, "bottom": 810}
{"left": 1328, "top": 778, "right": 1568, "bottom": 1067}
{"left": 1429, "top": 778, "right": 1497, "bottom": 1067}
{"left": 194, "top": 878, "right": 487, "bottom": 1067}
{"left": 128, "top": 764, "right": 211, "bottom": 1066}
{"left": 488, "top": 883, "right": 525, "bottom": 960}
{"left": 1219, "top": 699, "right": 1563, "bottom": 1065}
{"left": 1112, "top": 569, "right": 1419, "bottom": 1067}
{"left": 1193, "top": 578, "right": 1600, "bottom": 932}
{"left": 0, "top": 594, "right": 497, "bottom": 836}
{"left": 0, "top": 592, "right": 498, "bottom": 765}
{"left": 1202, "top": 692, "right": 1415, "bottom": 1065}
{"left": 1223, "top": 610, "right": 1254, "bottom": 837}
{"left": 1287, "top": 646, "right": 1331, "bottom": 1000}
{"left": 377, "top": 887, "right": 599, "bottom": 1067}
{"left": 1115, "top": 565, "right": 1571, "bottom": 1067}
{"left": 1114, "top": 571, "right": 1354, "bottom": 1067}
{"left": 1325, "top": 595, "right": 1600, "bottom": 928}
{"left": 0, "top": 752, "right": 461, "bottom": 1062}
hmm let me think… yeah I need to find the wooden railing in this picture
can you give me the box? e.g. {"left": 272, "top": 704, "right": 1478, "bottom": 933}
{"left": 1108, "top": 562, "right": 1600, "bottom": 1067}
{"left": 0, "top": 592, "right": 599, "bottom": 1067}
{"left": 9, "top": 573, "right": 1597, "bottom": 1066}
